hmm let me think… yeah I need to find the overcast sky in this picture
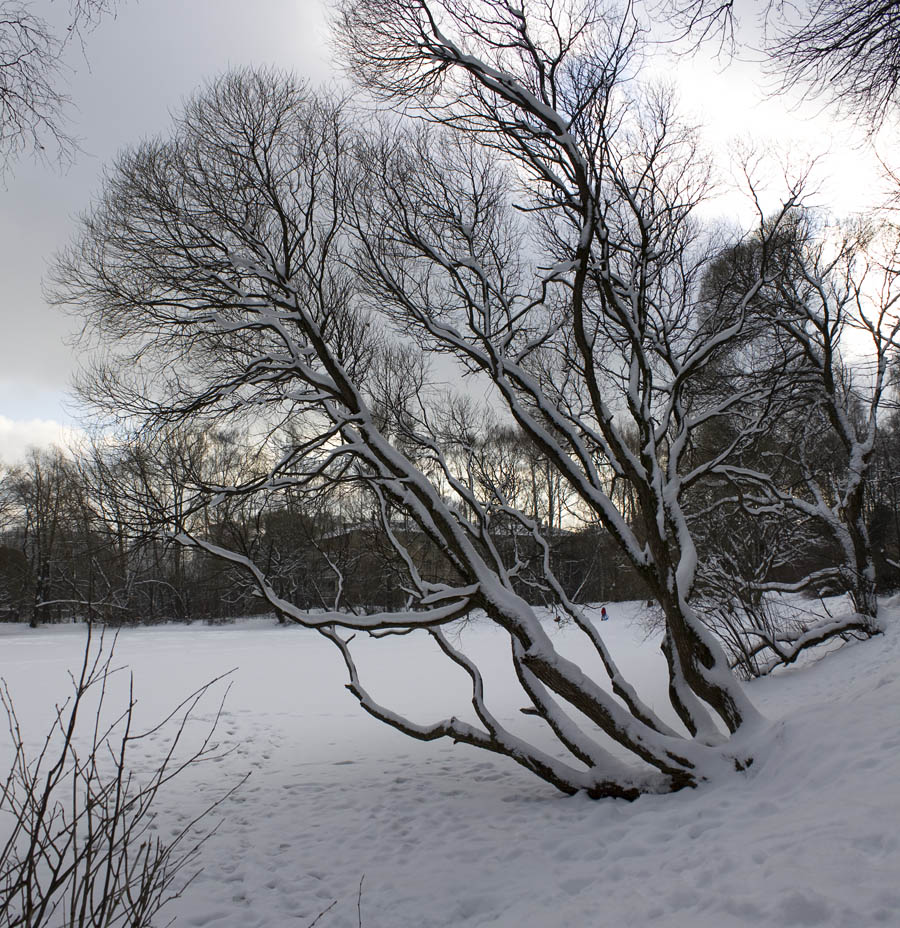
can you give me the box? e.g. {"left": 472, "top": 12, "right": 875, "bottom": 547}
{"left": 0, "top": 0, "right": 887, "bottom": 464}
{"left": 0, "top": 0, "right": 332, "bottom": 462}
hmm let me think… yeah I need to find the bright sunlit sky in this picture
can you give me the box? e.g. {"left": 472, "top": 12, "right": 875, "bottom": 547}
{"left": 0, "top": 0, "right": 890, "bottom": 463}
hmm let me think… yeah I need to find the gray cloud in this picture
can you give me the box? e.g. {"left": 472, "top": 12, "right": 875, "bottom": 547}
{"left": 0, "top": 0, "right": 333, "bottom": 443}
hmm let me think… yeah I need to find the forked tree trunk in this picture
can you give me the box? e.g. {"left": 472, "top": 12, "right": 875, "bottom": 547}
{"left": 844, "top": 488, "right": 879, "bottom": 623}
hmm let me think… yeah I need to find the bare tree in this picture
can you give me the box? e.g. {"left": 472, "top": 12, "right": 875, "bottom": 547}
{"left": 54, "top": 42, "right": 806, "bottom": 799}
{"left": 81, "top": 427, "right": 273, "bottom": 623}
{"left": 870, "top": 416, "right": 900, "bottom": 581}
{"left": 659, "top": 0, "right": 900, "bottom": 129}
{"left": 651, "top": 0, "right": 741, "bottom": 48}
{"left": 712, "top": 216, "right": 900, "bottom": 630}
{"left": 690, "top": 497, "right": 818, "bottom": 679}
{"left": 767, "top": 0, "right": 900, "bottom": 129}
{"left": 0, "top": 0, "right": 119, "bottom": 169}
{"left": 0, "top": 448, "right": 83, "bottom": 625}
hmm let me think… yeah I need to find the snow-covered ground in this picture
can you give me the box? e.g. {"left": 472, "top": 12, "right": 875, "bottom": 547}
{"left": 1, "top": 599, "right": 899, "bottom": 928}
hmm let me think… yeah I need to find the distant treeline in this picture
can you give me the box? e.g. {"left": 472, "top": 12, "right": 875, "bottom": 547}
{"left": 2, "top": 419, "right": 900, "bottom": 627}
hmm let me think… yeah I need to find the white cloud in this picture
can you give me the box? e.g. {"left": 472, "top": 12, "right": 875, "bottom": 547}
{"left": 0, "top": 416, "right": 85, "bottom": 466}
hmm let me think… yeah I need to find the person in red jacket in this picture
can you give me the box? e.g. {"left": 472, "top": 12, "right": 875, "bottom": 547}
{"left": 600, "top": 606, "right": 608, "bottom": 621}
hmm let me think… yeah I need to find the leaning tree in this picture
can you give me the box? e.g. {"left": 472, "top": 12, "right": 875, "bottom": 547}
{"left": 750, "top": 217, "right": 900, "bottom": 623}
{"left": 56, "top": 0, "right": 810, "bottom": 799}
{"left": 684, "top": 213, "right": 900, "bottom": 673}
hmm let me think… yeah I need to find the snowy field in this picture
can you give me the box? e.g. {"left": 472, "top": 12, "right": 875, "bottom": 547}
{"left": 1, "top": 600, "right": 899, "bottom": 928}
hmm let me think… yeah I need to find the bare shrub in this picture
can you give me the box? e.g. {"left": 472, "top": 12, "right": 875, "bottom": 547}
{"left": 0, "top": 628, "right": 239, "bottom": 927}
